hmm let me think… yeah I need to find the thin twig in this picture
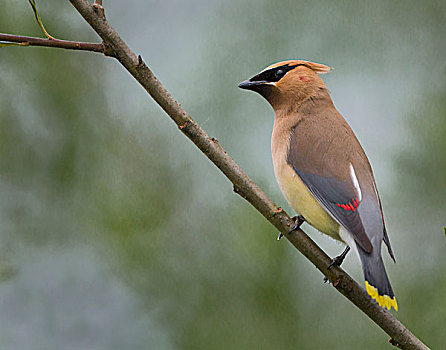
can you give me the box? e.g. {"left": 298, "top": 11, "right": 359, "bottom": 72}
{"left": 0, "top": 33, "right": 110, "bottom": 54}
{"left": 28, "top": 0, "right": 55, "bottom": 39}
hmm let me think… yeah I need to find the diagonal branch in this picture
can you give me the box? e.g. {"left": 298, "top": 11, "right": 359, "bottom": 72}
{"left": 67, "top": 1, "right": 428, "bottom": 349}
{"left": 0, "top": 1, "right": 428, "bottom": 349}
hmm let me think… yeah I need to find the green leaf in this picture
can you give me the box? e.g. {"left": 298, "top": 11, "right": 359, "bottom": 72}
{"left": 28, "top": 0, "right": 55, "bottom": 40}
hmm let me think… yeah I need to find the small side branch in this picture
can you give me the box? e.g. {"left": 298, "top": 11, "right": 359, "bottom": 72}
{"left": 28, "top": 0, "right": 55, "bottom": 39}
{"left": 0, "top": 33, "right": 109, "bottom": 54}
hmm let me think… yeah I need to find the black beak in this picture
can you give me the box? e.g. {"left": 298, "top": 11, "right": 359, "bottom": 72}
{"left": 238, "top": 80, "right": 268, "bottom": 90}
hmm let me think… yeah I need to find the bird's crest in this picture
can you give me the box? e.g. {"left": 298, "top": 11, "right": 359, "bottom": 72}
{"left": 263, "top": 60, "right": 331, "bottom": 75}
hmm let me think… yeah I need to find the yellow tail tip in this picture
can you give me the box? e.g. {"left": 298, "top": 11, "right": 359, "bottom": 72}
{"left": 365, "top": 281, "right": 398, "bottom": 311}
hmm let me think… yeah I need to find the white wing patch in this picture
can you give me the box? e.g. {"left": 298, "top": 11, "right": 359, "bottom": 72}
{"left": 349, "top": 163, "right": 362, "bottom": 201}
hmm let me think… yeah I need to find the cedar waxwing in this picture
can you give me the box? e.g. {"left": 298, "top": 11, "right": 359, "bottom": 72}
{"left": 238, "top": 60, "right": 397, "bottom": 311}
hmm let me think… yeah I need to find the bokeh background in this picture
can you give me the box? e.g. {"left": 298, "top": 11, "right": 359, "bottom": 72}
{"left": 1, "top": 0, "right": 445, "bottom": 349}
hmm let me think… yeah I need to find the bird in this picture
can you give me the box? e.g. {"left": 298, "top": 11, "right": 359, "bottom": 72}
{"left": 238, "top": 60, "right": 397, "bottom": 311}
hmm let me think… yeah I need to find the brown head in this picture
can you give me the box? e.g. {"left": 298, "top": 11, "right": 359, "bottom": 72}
{"left": 238, "top": 60, "right": 331, "bottom": 110}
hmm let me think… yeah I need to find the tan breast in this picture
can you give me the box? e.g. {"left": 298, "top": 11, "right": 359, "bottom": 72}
{"left": 271, "top": 116, "right": 341, "bottom": 240}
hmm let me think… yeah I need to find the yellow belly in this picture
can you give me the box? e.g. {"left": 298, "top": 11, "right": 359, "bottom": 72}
{"left": 274, "top": 156, "right": 341, "bottom": 240}
{"left": 271, "top": 116, "right": 341, "bottom": 240}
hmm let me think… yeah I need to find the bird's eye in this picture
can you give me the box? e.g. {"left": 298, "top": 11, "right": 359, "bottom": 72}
{"left": 275, "top": 69, "right": 285, "bottom": 79}
{"left": 254, "top": 65, "right": 290, "bottom": 83}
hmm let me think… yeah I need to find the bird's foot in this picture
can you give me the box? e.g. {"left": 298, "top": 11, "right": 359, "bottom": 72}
{"left": 277, "top": 215, "right": 305, "bottom": 241}
{"left": 327, "top": 246, "right": 351, "bottom": 269}
{"left": 324, "top": 246, "right": 351, "bottom": 282}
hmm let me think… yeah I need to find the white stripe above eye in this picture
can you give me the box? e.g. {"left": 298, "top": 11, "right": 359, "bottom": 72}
{"left": 258, "top": 65, "right": 279, "bottom": 74}
{"left": 349, "top": 163, "right": 362, "bottom": 201}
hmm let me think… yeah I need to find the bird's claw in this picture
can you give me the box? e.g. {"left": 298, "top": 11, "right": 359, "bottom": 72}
{"left": 323, "top": 246, "right": 351, "bottom": 283}
{"left": 327, "top": 246, "right": 351, "bottom": 270}
{"left": 327, "top": 256, "right": 343, "bottom": 269}
{"left": 277, "top": 215, "right": 305, "bottom": 241}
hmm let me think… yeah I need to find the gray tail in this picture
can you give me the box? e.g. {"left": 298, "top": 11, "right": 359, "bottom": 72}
{"left": 357, "top": 244, "right": 398, "bottom": 311}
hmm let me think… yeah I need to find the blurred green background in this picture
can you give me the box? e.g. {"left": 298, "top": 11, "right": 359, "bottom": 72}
{"left": 0, "top": 0, "right": 445, "bottom": 349}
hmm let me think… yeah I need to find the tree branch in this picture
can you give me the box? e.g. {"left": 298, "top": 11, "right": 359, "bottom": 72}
{"left": 0, "top": 1, "right": 429, "bottom": 349}
{"left": 0, "top": 33, "right": 110, "bottom": 54}
{"left": 67, "top": 1, "right": 428, "bottom": 349}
